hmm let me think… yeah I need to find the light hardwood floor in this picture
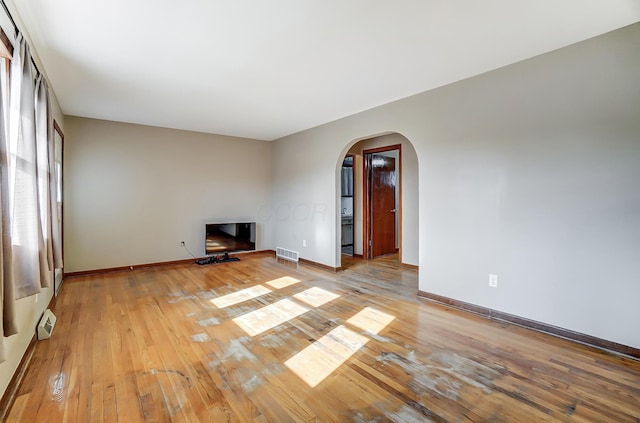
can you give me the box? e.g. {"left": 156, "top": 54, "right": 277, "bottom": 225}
{"left": 6, "top": 252, "right": 640, "bottom": 422}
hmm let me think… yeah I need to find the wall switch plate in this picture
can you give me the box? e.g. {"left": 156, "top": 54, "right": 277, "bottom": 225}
{"left": 489, "top": 274, "right": 498, "bottom": 288}
{"left": 302, "top": 240, "right": 307, "bottom": 247}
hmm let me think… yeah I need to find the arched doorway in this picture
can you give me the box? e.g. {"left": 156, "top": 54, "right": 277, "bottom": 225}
{"left": 336, "top": 133, "right": 419, "bottom": 270}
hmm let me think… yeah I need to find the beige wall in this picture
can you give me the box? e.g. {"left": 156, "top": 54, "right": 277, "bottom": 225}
{"left": 272, "top": 23, "right": 640, "bottom": 349}
{"left": 64, "top": 117, "right": 272, "bottom": 272}
{"left": 346, "top": 134, "right": 419, "bottom": 265}
{"left": 0, "top": 1, "right": 64, "bottom": 399}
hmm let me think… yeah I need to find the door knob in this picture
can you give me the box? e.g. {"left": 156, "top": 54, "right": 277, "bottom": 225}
{"left": 391, "top": 209, "right": 397, "bottom": 213}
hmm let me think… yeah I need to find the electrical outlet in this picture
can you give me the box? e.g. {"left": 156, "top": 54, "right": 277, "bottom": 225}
{"left": 180, "top": 241, "right": 185, "bottom": 246}
{"left": 489, "top": 274, "right": 498, "bottom": 288}
{"left": 302, "top": 240, "right": 307, "bottom": 247}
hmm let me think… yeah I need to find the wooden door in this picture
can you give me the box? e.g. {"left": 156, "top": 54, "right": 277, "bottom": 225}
{"left": 370, "top": 154, "right": 396, "bottom": 257}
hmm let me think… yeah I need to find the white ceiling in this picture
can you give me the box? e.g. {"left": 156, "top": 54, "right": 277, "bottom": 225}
{"left": 9, "top": 0, "right": 640, "bottom": 141}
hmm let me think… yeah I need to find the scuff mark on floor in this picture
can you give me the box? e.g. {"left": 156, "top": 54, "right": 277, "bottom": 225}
{"left": 207, "top": 358, "right": 221, "bottom": 372}
{"left": 410, "top": 367, "right": 461, "bottom": 401}
{"left": 385, "top": 405, "right": 432, "bottom": 423}
{"left": 240, "top": 373, "right": 262, "bottom": 394}
{"left": 192, "top": 333, "right": 210, "bottom": 342}
{"left": 168, "top": 294, "right": 198, "bottom": 304}
{"left": 428, "top": 350, "right": 504, "bottom": 391}
{"left": 376, "top": 350, "right": 501, "bottom": 400}
{"left": 213, "top": 364, "right": 264, "bottom": 395}
{"left": 258, "top": 332, "right": 290, "bottom": 348}
{"left": 196, "top": 289, "right": 219, "bottom": 300}
{"left": 265, "top": 361, "right": 287, "bottom": 376}
{"left": 565, "top": 401, "right": 579, "bottom": 416}
{"left": 197, "top": 317, "right": 220, "bottom": 327}
{"left": 222, "top": 337, "right": 257, "bottom": 362}
{"left": 365, "top": 331, "right": 395, "bottom": 343}
{"left": 350, "top": 411, "right": 381, "bottom": 423}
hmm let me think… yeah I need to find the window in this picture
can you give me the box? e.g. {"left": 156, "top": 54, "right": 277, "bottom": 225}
{"left": 1, "top": 30, "right": 62, "bottom": 298}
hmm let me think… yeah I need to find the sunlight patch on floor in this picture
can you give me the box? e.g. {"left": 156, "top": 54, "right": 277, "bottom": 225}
{"left": 293, "top": 287, "right": 340, "bottom": 308}
{"left": 233, "top": 299, "right": 309, "bottom": 336}
{"left": 265, "top": 276, "right": 301, "bottom": 289}
{"left": 285, "top": 325, "right": 368, "bottom": 388}
{"left": 285, "top": 306, "right": 396, "bottom": 387}
{"left": 347, "top": 306, "right": 395, "bottom": 335}
{"left": 210, "top": 285, "right": 272, "bottom": 308}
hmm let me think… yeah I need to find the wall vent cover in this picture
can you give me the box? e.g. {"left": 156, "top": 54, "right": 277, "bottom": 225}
{"left": 276, "top": 247, "right": 299, "bottom": 262}
{"left": 37, "top": 309, "right": 57, "bottom": 340}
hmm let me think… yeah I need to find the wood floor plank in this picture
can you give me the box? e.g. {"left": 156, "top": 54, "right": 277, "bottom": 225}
{"left": 5, "top": 252, "right": 640, "bottom": 422}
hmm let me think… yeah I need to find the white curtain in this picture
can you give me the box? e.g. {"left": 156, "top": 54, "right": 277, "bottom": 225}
{"left": 35, "top": 75, "right": 57, "bottom": 276}
{"left": 42, "top": 77, "right": 62, "bottom": 270}
{"left": 9, "top": 33, "right": 50, "bottom": 298}
{"left": 0, "top": 32, "right": 59, "bottom": 361}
